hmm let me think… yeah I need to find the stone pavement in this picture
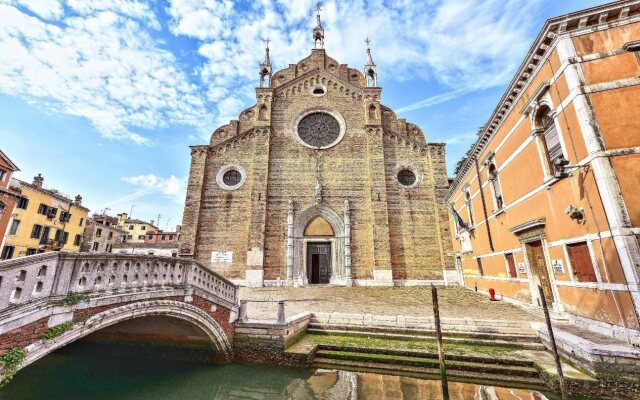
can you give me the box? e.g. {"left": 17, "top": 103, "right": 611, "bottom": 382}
{"left": 239, "top": 286, "right": 542, "bottom": 322}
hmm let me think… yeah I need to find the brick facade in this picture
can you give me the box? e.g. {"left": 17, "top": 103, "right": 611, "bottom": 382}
{"left": 181, "top": 47, "right": 453, "bottom": 286}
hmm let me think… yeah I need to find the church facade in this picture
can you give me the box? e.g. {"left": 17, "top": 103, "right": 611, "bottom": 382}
{"left": 180, "top": 10, "right": 454, "bottom": 287}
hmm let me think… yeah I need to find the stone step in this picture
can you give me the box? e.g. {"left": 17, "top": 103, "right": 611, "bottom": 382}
{"left": 306, "top": 327, "right": 546, "bottom": 350}
{"left": 312, "top": 358, "right": 547, "bottom": 390}
{"left": 307, "top": 322, "right": 539, "bottom": 342}
{"left": 317, "top": 344, "right": 537, "bottom": 367}
{"left": 315, "top": 349, "right": 540, "bottom": 378}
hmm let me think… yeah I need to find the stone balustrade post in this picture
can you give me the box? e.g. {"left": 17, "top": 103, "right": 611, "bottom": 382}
{"left": 277, "top": 300, "right": 286, "bottom": 324}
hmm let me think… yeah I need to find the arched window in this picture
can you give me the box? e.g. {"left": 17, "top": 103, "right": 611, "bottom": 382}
{"left": 488, "top": 163, "right": 504, "bottom": 210}
{"left": 536, "top": 106, "right": 563, "bottom": 173}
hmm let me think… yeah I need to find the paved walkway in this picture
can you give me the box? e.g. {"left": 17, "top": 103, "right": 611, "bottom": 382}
{"left": 239, "top": 286, "right": 541, "bottom": 322}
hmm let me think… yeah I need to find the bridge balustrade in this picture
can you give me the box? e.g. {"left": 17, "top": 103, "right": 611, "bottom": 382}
{"left": 0, "top": 252, "right": 237, "bottom": 311}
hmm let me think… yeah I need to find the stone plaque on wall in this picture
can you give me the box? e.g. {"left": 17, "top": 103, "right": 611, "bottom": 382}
{"left": 552, "top": 259, "right": 564, "bottom": 274}
{"left": 211, "top": 251, "right": 233, "bottom": 263}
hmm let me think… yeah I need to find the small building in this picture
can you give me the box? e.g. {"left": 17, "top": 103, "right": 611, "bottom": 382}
{"left": 113, "top": 242, "right": 179, "bottom": 258}
{"left": 2, "top": 174, "right": 89, "bottom": 259}
{"left": 144, "top": 225, "right": 181, "bottom": 244}
{"left": 447, "top": 1, "right": 640, "bottom": 344}
{"left": 116, "top": 213, "right": 159, "bottom": 244}
{"left": 0, "top": 150, "right": 20, "bottom": 255}
{"left": 80, "top": 214, "right": 127, "bottom": 253}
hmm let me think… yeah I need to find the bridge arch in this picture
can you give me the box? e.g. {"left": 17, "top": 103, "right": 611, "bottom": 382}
{"left": 21, "top": 300, "right": 233, "bottom": 370}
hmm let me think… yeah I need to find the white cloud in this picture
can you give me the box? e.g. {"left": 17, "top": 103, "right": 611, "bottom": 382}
{"left": 121, "top": 174, "right": 186, "bottom": 199}
{"left": 0, "top": 0, "right": 544, "bottom": 144}
{"left": 0, "top": 2, "right": 207, "bottom": 144}
{"left": 167, "top": 0, "right": 543, "bottom": 125}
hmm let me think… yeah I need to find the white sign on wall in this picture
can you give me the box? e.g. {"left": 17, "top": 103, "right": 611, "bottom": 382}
{"left": 552, "top": 259, "right": 564, "bottom": 274}
{"left": 211, "top": 251, "right": 233, "bottom": 263}
{"left": 517, "top": 262, "right": 526, "bottom": 273}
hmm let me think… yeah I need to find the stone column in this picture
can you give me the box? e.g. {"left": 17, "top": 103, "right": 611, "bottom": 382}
{"left": 286, "top": 199, "right": 294, "bottom": 286}
{"left": 344, "top": 199, "right": 353, "bottom": 286}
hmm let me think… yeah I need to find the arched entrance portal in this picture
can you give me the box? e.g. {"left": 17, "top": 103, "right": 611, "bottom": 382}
{"left": 288, "top": 202, "right": 352, "bottom": 286}
{"left": 305, "top": 216, "right": 334, "bottom": 284}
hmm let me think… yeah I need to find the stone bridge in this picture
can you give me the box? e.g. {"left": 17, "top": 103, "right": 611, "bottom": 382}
{"left": 0, "top": 252, "right": 238, "bottom": 376}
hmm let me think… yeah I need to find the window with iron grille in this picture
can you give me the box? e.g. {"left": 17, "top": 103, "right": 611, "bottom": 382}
{"left": 223, "top": 170, "right": 242, "bottom": 186}
{"left": 397, "top": 170, "right": 416, "bottom": 186}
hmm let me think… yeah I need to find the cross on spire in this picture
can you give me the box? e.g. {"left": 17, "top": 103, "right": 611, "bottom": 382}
{"left": 264, "top": 37, "right": 271, "bottom": 49}
{"left": 313, "top": 3, "right": 325, "bottom": 48}
{"left": 365, "top": 37, "right": 371, "bottom": 48}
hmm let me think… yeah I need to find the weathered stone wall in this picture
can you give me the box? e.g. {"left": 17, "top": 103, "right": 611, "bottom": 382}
{"left": 183, "top": 48, "right": 453, "bottom": 285}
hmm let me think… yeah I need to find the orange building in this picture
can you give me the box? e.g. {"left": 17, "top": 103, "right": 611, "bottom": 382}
{"left": 448, "top": 0, "right": 640, "bottom": 345}
{"left": 0, "top": 149, "right": 20, "bottom": 256}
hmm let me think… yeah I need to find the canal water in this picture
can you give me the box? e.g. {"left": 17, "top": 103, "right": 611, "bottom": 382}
{"left": 0, "top": 339, "right": 584, "bottom": 400}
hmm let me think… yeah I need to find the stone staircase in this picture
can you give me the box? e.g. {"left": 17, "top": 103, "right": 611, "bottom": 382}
{"left": 312, "top": 345, "right": 548, "bottom": 390}
{"left": 306, "top": 321, "right": 546, "bottom": 350}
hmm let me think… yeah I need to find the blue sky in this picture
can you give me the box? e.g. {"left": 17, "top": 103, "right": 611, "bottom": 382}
{"left": 0, "top": 0, "right": 609, "bottom": 228}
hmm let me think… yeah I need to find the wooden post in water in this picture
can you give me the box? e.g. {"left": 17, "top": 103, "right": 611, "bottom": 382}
{"left": 538, "top": 285, "right": 567, "bottom": 400}
{"left": 431, "top": 284, "right": 449, "bottom": 399}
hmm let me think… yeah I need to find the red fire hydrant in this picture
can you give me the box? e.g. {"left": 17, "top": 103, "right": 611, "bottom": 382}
{"left": 489, "top": 288, "right": 497, "bottom": 301}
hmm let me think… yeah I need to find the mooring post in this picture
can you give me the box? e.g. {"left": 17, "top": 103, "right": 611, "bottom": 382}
{"left": 538, "top": 285, "right": 567, "bottom": 399}
{"left": 432, "top": 284, "right": 449, "bottom": 399}
{"left": 239, "top": 300, "right": 248, "bottom": 322}
{"left": 277, "top": 300, "right": 286, "bottom": 324}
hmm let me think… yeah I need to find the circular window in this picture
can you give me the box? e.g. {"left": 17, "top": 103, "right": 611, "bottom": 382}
{"left": 397, "top": 169, "right": 417, "bottom": 186}
{"left": 216, "top": 164, "right": 246, "bottom": 190}
{"left": 295, "top": 111, "right": 344, "bottom": 149}
{"left": 223, "top": 169, "right": 241, "bottom": 186}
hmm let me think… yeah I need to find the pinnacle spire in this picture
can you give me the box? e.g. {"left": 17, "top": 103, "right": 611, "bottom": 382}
{"left": 365, "top": 37, "right": 375, "bottom": 66}
{"left": 364, "top": 37, "right": 378, "bottom": 87}
{"left": 313, "top": 3, "right": 325, "bottom": 49}
{"left": 259, "top": 37, "right": 272, "bottom": 87}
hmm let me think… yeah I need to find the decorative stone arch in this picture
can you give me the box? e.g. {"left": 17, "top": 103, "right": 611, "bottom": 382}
{"left": 21, "top": 300, "right": 233, "bottom": 371}
{"left": 288, "top": 202, "right": 351, "bottom": 286}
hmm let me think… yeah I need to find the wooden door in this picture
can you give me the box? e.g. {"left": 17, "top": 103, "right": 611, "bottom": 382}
{"left": 527, "top": 241, "right": 554, "bottom": 302}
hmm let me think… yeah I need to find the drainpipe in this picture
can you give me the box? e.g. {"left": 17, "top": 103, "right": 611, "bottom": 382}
{"left": 475, "top": 157, "right": 494, "bottom": 252}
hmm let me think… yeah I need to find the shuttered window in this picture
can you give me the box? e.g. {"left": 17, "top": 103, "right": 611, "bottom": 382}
{"left": 505, "top": 253, "right": 517, "bottom": 278}
{"left": 567, "top": 242, "right": 597, "bottom": 282}
{"left": 540, "top": 109, "right": 563, "bottom": 168}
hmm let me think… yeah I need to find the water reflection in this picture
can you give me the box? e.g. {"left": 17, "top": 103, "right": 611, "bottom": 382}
{"left": 0, "top": 340, "right": 562, "bottom": 400}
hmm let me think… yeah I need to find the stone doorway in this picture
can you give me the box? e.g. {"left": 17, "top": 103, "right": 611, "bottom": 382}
{"left": 526, "top": 240, "right": 554, "bottom": 305}
{"left": 307, "top": 242, "right": 332, "bottom": 284}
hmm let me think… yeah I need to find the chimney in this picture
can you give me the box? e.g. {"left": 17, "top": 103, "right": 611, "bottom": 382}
{"left": 176, "top": 225, "right": 182, "bottom": 232}
{"left": 74, "top": 195, "right": 82, "bottom": 206}
{"left": 33, "top": 173, "right": 44, "bottom": 188}
{"left": 150, "top": 220, "right": 154, "bottom": 226}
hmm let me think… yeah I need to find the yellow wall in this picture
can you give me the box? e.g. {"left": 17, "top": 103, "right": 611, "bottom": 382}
{"left": 4, "top": 185, "right": 88, "bottom": 258}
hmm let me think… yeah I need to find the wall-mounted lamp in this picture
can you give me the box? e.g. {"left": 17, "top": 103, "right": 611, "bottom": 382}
{"left": 564, "top": 204, "right": 585, "bottom": 221}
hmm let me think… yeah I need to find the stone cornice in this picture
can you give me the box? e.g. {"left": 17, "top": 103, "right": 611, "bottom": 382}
{"left": 191, "top": 127, "right": 271, "bottom": 157}
{"left": 448, "top": 0, "right": 640, "bottom": 198}
{"left": 274, "top": 68, "right": 368, "bottom": 101}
